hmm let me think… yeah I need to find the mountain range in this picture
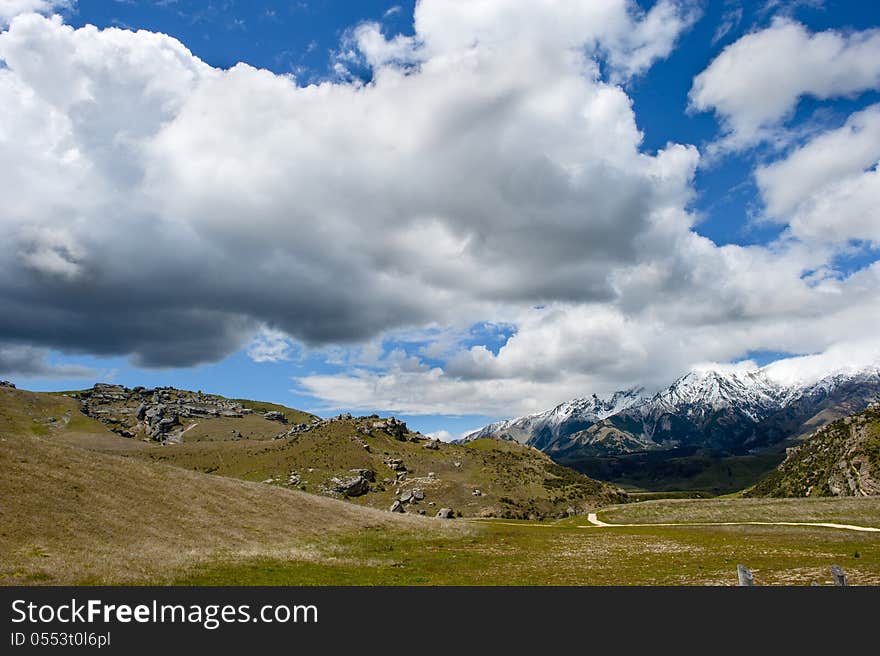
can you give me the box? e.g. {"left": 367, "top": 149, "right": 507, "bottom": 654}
{"left": 463, "top": 361, "right": 880, "bottom": 492}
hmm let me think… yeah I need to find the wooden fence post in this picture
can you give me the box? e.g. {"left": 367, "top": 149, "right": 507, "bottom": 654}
{"left": 831, "top": 565, "right": 847, "bottom": 587}
{"left": 737, "top": 564, "right": 754, "bottom": 586}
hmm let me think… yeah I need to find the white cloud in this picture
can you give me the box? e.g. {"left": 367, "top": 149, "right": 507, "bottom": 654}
{"left": 298, "top": 257, "right": 880, "bottom": 416}
{"left": 1, "top": 5, "right": 879, "bottom": 418}
{"left": 690, "top": 19, "right": 880, "bottom": 151}
{"left": 246, "top": 327, "right": 297, "bottom": 363}
{"left": 0, "top": 0, "right": 70, "bottom": 27}
{"left": 756, "top": 105, "right": 880, "bottom": 245}
{"left": 0, "top": 7, "right": 698, "bottom": 367}
{"left": 762, "top": 338, "right": 880, "bottom": 387}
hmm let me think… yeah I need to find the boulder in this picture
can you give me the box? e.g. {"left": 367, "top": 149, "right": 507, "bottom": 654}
{"left": 331, "top": 475, "right": 370, "bottom": 497}
{"left": 412, "top": 489, "right": 425, "bottom": 501}
{"left": 157, "top": 415, "right": 179, "bottom": 433}
{"left": 385, "top": 458, "right": 406, "bottom": 472}
{"left": 436, "top": 508, "right": 454, "bottom": 519}
{"left": 423, "top": 440, "right": 440, "bottom": 450}
{"left": 263, "top": 411, "right": 287, "bottom": 423}
{"left": 0, "top": 380, "right": 16, "bottom": 389}
{"left": 390, "top": 500, "right": 405, "bottom": 513}
{"left": 472, "top": 489, "right": 482, "bottom": 497}
{"left": 145, "top": 404, "right": 165, "bottom": 421}
{"left": 399, "top": 490, "right": 414, "bottom": 503}
{"left": 350, "top": 468, "right": 375, "bottom": 482}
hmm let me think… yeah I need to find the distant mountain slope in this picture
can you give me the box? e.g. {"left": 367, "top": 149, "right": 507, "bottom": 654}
{"left": 747, "top": 405, "right": 880, "bottom": 497}
{"left": 463, "top": 363, "right": 880, "bottom": 492}
{"left": 466, "top": 364, "right": 880, "bottom": 456}
{"left": 464, "top": 388, "right": 647, "bottom": 450}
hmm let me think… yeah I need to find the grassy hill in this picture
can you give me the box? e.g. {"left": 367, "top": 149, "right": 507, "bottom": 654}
{"left": 747, "top": 405, "right": 880, "bottom": 498}
{"left": 0, "top": 386, "right": 464, "bottom": 585}
{"left": 3, "top": 384, "right": 880, "bottom": 585}
{"left": 4, "top": 384, "right": 625, "bottom": 522}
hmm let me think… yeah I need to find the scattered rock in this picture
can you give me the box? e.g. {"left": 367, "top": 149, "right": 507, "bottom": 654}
{"left": 372, "top": 417, "right": 409, "bottom": 440}
{"left": 385, "top": 457, "right": 406, "bottom": 472}
{"left": 399, "top": 490, "right": 414, "bottom": 503}
{"left": 1, "top": 380, "right": 17, "bottom": 388}
{"left": 350, "top": 468, "right": 375, "bottom": 482}
{"left": 73, "top": 384, "right": 258, "bottom": 442}
{"left": 412, "top": 489, "right": 425, "bottom": 501}
{"left": 264, "top": 411, "right": 287, "bottom": 423}
{"left": 287, "top": 472, "right": 301, "bottom": 486}
{"left": 330, "top": 475, "right": 370, "bottom": 497}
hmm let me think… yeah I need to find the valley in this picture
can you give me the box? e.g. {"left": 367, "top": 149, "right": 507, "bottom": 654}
{"left": 2, "top": 381, "right": 879, "bottom": 586}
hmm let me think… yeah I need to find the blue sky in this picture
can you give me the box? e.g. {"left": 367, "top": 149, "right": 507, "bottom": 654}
{"left": 2, "top": 1, "right": 880, "bottom": 438}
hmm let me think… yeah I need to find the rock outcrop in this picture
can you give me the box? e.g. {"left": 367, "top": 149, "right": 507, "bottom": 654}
{"left": 73, "top": 384, "right": 255, "bottom": 442}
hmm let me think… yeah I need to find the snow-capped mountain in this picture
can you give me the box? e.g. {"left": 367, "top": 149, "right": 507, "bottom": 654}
{"left": 463, "top": 387, "right": 646, "bottom": 450}
{"left": 463, "top": 361, "right": 880, "bottom": 458}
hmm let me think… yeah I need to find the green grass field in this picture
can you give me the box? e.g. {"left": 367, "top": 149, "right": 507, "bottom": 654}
{"left": 175, "top": 518, "right": 880, "bottom": 586}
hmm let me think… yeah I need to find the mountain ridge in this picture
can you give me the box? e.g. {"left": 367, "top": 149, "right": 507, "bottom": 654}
{"left": 463, "top": 361, "right": 880, "bottom": 490}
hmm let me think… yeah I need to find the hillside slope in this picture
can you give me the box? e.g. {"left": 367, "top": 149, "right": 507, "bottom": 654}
{"left": 127, "top": 414, "right": 626, "bottom": 520}
{"left": 3, "top": 384, "right": 625, "bottom": 523}
{"left": 748, "top": 405, "right": 880, "bottom": 498}
{"left": 0, "top": 399, "right": 457, "bottom": 585}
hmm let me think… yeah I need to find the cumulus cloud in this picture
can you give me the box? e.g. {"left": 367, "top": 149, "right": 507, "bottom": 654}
{"left": 756, "top": 104, "right": 880, "bottom": 244}
{"left": 246, "top": 327, "right": 298, "bottom": 363}
{"left": 762, "top": 338, "right": 880, "bottom": 386}
{"left": 690, "top": 19, "right": 880, "bottom": 151}
{"left": 0, "top": 343, "right": 96, "bottom": 379}
{"left": 0, "top": 5, "right": 697, "bottom": 369}
{"left": 426, "top": 430, "right": 455, "bottom": 442}
{"left": 0, "top": 0, "right": 69, "bottom": 26}
{"left": 1, "top": 4, "right": 879, "bottom": 418}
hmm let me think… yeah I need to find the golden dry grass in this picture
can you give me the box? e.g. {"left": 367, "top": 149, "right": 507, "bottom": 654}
{"left": 0, "top": 430, "right": 466, "bottom": 585}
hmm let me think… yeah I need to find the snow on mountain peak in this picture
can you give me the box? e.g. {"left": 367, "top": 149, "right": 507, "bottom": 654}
{"left": 651, "top": 367, "right": 783, "bottom": 413}
{"left": 463, "top": 346, "right": 880, "bottom": 448}
{"left": 760, "top": 344, "right": 880, "bottom": 389}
